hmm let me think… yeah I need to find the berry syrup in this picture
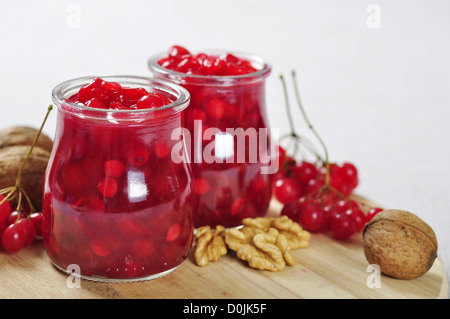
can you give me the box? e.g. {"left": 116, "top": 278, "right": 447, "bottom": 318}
{"left": 44, "top": 76, "right": 194, "bottom": 281}
{"left": 149, "top": 46, "right": 273, "bottom": 228}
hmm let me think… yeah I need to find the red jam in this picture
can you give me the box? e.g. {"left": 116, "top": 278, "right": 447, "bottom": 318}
{"left": 151, "top": 46, "right": 273, "bottom": 228}
{"left": 157, "top": 45, "right": 258, "bottom": 76}
{"left": 67, "top": 77, "right": 172, "bottom": 110}
{"left": 43, "top": 76, "right": 194, "bottom": 281}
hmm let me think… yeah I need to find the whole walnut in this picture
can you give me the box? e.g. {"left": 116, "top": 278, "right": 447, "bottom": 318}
{"left": 363, "top": 209, "right": 438, "bottom": 279}
{"left": 0, "top": 145, "right": 50, "bottom": 211}
{"left": 0, "top": 126, "right": 53, "bottom": 153}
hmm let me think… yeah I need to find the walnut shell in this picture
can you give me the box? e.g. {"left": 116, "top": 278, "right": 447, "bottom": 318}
{"left": 0, "top": 126, "right": 53, "bottom": 153}
{"left": 363, "top": 209, "right": 438, "bottom": 279}
{"left": 0, "top": 145, "right": 50, "bottom": 211}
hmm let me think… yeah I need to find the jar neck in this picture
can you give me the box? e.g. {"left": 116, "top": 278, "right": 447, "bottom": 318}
{"left": 51, "top": 75, "right": 190, "bottom": 122}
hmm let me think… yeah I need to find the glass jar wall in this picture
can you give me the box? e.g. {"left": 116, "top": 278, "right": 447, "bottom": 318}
{"left": 43, "top": 76, "right": 194, "bottom": 282}
{"left": 149, "top": 50, "right": 273, "bottom": 228}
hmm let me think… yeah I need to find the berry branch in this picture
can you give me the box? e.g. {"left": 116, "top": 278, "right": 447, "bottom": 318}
{"left": 291, "top": 70, "right": 330, "bottom": 186}
{"left": 278, "top": 74, "right": 322, "bottom": 163}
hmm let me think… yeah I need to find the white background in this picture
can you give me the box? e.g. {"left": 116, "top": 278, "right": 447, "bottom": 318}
{"left": 1, "top": 0, "right": 449, "bottom": 295}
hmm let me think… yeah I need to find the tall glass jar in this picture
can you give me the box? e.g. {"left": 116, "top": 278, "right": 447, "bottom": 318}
{"left": 43, "top": 76, "right": 194, "bottom": 282}
{"left": 149, "top": 50, "right": 273, "bottom": 228}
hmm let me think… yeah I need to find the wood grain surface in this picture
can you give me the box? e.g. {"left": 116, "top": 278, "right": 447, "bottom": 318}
{"left": 0, "top": 196, "right": 447, "bottom": 299}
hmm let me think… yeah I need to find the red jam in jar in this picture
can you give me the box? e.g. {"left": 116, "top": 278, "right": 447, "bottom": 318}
{"left": 43, "top": 76, "right": 194, "bottom": 282}
{"left": 149, "top": 46, "right": 274, "bottom": 228}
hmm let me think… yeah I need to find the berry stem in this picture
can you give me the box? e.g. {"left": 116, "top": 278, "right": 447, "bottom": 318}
{"left": 291, "top": 70, "right": 330, "bottom": 186}
{"left": 279, "top": 74, "right": 323, "bottom": 162}
{"left": 20, "top": 187, "right": 36, "bottom": 215}
{"left": 279, "top": 74, "right": 297, "bottom": 137}
{"left": 15, "top": 105, "right": 53, "bottom": 188}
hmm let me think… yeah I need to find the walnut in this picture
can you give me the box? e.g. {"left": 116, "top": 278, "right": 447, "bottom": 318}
{"left": 194, "top": 225, "right": 228, "bottom": 267}
{"left": 242, "top": 215, "right": 310, "bottom": 249}
{"left": 0, "top": 145, "right": 50, "bottom": 211}
{"left": 363, "top": 209, "right": 438, "bottom": 279}
{"left": 0, "top": 126, "right": 53, "bottom": 153}
{"left": 225, "top": 226, "right": 296, "bottom": 272}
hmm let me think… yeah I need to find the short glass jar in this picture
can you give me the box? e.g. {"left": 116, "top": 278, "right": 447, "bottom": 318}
{"left": 149, "top": 50, "right": 273, "bottom": 228}
{"left": 43, "top": 76, "right": 194, "bottom": 282}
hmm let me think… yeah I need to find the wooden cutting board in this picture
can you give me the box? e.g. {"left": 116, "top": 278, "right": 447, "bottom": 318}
{"left": 0, "top": 195, "right": 447, "bottom": 299}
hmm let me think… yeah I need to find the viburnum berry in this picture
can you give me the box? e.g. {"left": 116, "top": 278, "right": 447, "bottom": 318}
{"left": 2, "top": 223, "right": 27, "bottom": 253}
{"left": 0, "top": 194, "right": 13, "bottom": 222}
{"left": 16, "top": 218, "right": 36, "bottom": 246}
{"left": 329, "top": 213, "right": 356, "bottom": 240}
{"left": 29, "top": 212, "right": 43, "bottom": 237}
{"left": 166, "top": 223, "right": 181, "bottom": 242}
{"left": 273, "top": 177, "right": 303, "bottom": 204}
{"left": 366, "top": 207, "right": 383, "bottom": 223}
{"left": 136, "top": 93, "right": 172, "bottom": 109}
{"left": 298, "top": 202, "right": 329, "bottom": 232}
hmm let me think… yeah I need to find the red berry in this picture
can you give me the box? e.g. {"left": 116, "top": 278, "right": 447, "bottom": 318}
{"left": 7, "top": 211, "right": 25, "bottom": 225}
{"left": 166, "top": 223, "right": 180, "bottom": 242}
{"left": 110, "top": 101, "right": 128, "bottom": 110}
{"left": 304, "top": 177, "right": 324, "bottom": 195}
{"left": 168, "top": 45, "right": 191, "bottom": 59}
{"left": 0, "top": 195, "right": 13, "bottom": 222}
{"left": 344, "top": 207, "right": 366, "bottom": 232}
{"left": 128, "top": 148, "right": 150, "bottom": 167}
{"left": 341, "top": 162, "right": 358, "bottom": 189}
{"left": 29, "top": 212, "right": 43, "bottom": 237}
{"left": 273, "top": 145, "right": 286, "bottom": 172}
{"left": 97, "top": 177, "right": 118, "bottom": 197}
{"left": 280, "top": 200, "right": 302, "bottom": 222}
{"left": 205, "top": 99, "right": 226, "bottom": 119}
{"left": 0, "top": 219, "right": 8, "bottom": 248}
{"left": 154, "top": 141, "right": 170, "bottom": 158}
{"left": 366, "top": 207, "right": 383, "bottom": 223}
{"left": 122, "top": 87, "right": 148, "bottom": 106}
{"left": 2, "top": 223, "right": 27, "bottom": 253}
{"left": 90, "top": 239, "right": 114, "bottom": 257}
{"left": 78, "top": 77, "right": 104, "bottom": 103}
{"left": 230, "top": 197, "right": 245, "bottom": 216}
{"left": 292, "top": 161, "right": 318, "bottom": 184}
{"left": 273, "top": 177, "right": 303, "bottom": 204}
{"left": 194, "top": 178, "right": 210, "bottom": 195}
{"left": 102, "top": 80, "right": 122, "bottom": 92}
{"left": 299, "top": 203, "right": 329, "bottom": 232}
{"left": 16, "top": 218, "right": 36, "bottom": 246}
{"left": 329, "top": 213, "right": 356, "bottom": 240}
{"left": 176, "top": 56, "right": 201, "bottom": 74}
{"left": 104, "top": 160, "right": 126, "bottom": 178}
{"left": 200, "top": 56, "right": 225, "bottom": 75}
{"left": 136, "top": 93, "right": 171, "bottom": 109}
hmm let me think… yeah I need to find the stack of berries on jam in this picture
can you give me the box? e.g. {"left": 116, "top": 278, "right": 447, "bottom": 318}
{"left": 157, "top": 45, "right": 258, "bottom": 76}
{"left": 274, "top": 72, "right": 383, "bottom": 240}
{"left": 68, "top": 77, "right": 172, "bottom": 110}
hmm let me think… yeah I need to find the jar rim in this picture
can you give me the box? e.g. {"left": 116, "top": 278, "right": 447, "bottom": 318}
{"left": 51, "top": 75, "right": 190, "bottom": 116}
{"left": 148, "top": 50, "right": 271, "bottom": 85}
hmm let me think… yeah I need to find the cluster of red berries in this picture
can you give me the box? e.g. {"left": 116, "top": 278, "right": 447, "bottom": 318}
{"left": 67, "top": 77, "right": 172, "bottom": 110}
{"left": 273, "top": 145, "right": 383, "bottom": 240}
{"left": 0, "top": 195, "right": 43, "bottom": 253}
{"left": 157, "top": 45, "right": 258, "bottom": 76}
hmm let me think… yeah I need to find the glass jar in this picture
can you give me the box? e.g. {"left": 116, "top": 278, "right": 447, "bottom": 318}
{"left": 148, "top": 50, "right": 273, "bottom": 228}
{"left": 43, "top": 76, "right": 194, "bottom": 282}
